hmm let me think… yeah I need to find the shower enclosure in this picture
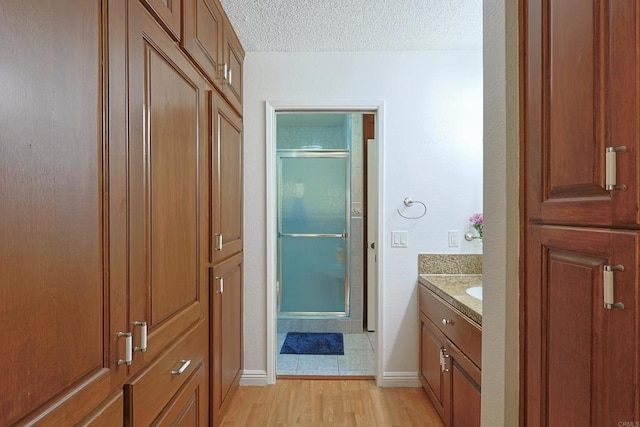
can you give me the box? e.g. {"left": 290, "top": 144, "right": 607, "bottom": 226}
{"left": 277, "top": 151, "right": 350, "bottom": 317}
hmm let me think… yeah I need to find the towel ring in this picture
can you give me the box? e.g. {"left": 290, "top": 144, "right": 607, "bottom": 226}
{"left": 397, "top": 197, "right": 427, "bottom": 219}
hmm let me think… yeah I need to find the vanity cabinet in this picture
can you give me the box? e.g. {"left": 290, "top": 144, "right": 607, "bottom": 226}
{"left": 419, "top": 284, "right": 481, "bottom": 427}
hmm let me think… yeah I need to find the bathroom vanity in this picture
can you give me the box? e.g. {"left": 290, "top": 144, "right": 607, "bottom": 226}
{"left": 417, "top": 255, "right": 482, "bottom": 427}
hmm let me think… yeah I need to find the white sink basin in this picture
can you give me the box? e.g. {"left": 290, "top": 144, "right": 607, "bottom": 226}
{"left": 466, "top": 286, "right": 482, "bottom": 300}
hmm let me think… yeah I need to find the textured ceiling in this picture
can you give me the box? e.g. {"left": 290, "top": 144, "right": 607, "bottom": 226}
{"left": 218, "top": 0, "right": 483, "bottom": 52}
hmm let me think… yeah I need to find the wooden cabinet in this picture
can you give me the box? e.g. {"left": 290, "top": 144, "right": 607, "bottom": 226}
{"left": 140, "top": 0, "right": 182, "bottom": 41}
{"left": 221, "top": 18, "right": 245, "bottom": 113}
{"left": 125, "top": 322, "right": 208, "bottom": 426}
{"left": 182, "top": 0, "right": 224, "bottom": 88}
{"left": 420, "top": 313, "right": 447, "bottom": 420}
{"left": 0, "top": 1, "right": 111, "bottom": 425}
{"left": 524, "top": 0, "right": 640, "bottom": 228}
{"left": 524, "top": 226, "right": 638, "bottom": 425}
{"left": 522, "top": 0, "right": 640, "bottom": 423}
{"left": 212, "top": 95, "right": 244, "bottom": 263}
{"left": 2, "top": 0, "right": 244, "bottom": 423}
{"left": 211, "top": 252, "right": 244, "bottom": 425}
{"left": 419, "top": 285, "right": 481, "bottom": 427}
{"left": 153, "top": 362, "right": 208, "bottom": 426}
{"left": 121, "top": 0, "right": 210, "bottom": 376}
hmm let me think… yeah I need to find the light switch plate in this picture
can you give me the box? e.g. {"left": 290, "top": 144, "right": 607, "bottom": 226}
{"left": 448, "top": 230, "right": 459, "bottom": 247}
{"left": 391, "top": 231, "right": 408, "bottom": 248}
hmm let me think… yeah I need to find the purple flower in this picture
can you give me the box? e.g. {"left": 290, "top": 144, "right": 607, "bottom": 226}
{"left": 469, "top": 213, "right": 483, "bottom": 226}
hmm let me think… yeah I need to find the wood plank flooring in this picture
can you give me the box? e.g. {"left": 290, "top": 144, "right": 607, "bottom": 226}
{"left": 220, "top": 379, "right": 444, "bottom": 426}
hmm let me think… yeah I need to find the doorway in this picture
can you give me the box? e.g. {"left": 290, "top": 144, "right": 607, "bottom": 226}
{"left": 267, "top": 108, "right": 379, "bottom": 379}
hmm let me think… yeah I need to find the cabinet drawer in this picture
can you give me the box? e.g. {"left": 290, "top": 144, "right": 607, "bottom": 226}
{"left": 419, "top": 285, "right": 481, "bottom": 368}
{"left": 125, "top": 321, "right": 207, "bottom": 427}
{"left": 152, "top": 362, "right": 207, "bottom": 426}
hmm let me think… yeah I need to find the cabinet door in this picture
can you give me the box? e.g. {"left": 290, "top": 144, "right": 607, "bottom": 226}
{"left": 446, "top": 343, "right": 480, "bottom": 427}
{"left": 212, "top": 96, "right": 243, "bottom": 263}
{"left": 0, "top": 1, "right": 111, "bottom": 424}
{"left": 182, "top": 0, "right": 223, "bottom": 87}
{"left": 525, "top": 226, "right": 638, "bottom": 425}
{"left": 140, "top": 0, "right": 182, "bottom": 41}
{"left": 221, "top": 20, "right": 244, "bottom": 114}
{"left": 525, "top": 0, "right": 640, "bottom": 227}
{"left": 125, "top": 0, "right": 210, "bottom": 374}
{"left": 211, "top": 252, "right": 243, "bottom": 424}
{"left": 419, "top": 314, "right": 447, "bottom": 421}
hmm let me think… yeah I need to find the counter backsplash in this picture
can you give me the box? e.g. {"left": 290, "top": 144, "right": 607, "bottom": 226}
{"left": 418, "top": 254, "right": 482, "bottom": 275}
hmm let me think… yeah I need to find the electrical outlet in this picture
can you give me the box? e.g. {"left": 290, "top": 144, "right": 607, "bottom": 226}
{"left": 448, "top": 230, "right": 459, "bottom": 247}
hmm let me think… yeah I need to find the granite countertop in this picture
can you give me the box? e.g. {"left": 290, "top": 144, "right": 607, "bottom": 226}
{"left": 419, "top": 274, "right": 482, "bottom": 326}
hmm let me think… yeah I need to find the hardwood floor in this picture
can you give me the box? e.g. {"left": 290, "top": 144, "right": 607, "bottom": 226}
{"left": 220, "top": 379, "right": 443, "bottom": 426}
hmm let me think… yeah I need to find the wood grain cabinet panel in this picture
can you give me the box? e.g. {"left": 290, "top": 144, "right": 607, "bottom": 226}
{"left": 525, "top": 0, "right": 640, "bottom": 227}
{"left": 419, "top": 314, "right": 447, "bottom": 421}
{"left": 140, "top": 0, "right": 182, "bottom": 41}
{"left": 212, "top": 95, "right": 243, "bottom": 264}
{"left": 125, "top": 322, "right": 207, "bottom": 426}
{"left": 0, "top": 1, "right": 112, "bottom": 424}
{"left": 125, "top": 0, "right": 211, "bottom": 374}
{"left": 221, "top": 19, "right": 244, "bottom": 114}
{"left": 182, "top": 0, "right": 224, "bottom": 88}
{"left": 525, "top": 226, "right": 638, "bottom": 425}
{"left": 211, "top": 252, "right": 244, "bottom": 425}
{"left": 152, "top": 362, "right": 207, "bottom": 426}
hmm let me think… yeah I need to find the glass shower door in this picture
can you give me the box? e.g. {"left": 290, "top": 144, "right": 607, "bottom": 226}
{"left": 278, "top": 152, "right": 350, "bottom": 316}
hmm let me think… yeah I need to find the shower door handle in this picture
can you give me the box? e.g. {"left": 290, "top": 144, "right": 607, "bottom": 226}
{"left": 279, "top": 233, "right": 346, "bottom": 238}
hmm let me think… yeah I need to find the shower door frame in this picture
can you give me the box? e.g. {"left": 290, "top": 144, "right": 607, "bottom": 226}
{"left": 276, "top": 149, "right": 351, "bottom": 317}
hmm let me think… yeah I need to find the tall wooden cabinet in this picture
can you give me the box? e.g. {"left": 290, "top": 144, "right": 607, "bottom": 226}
{"left": 522, "top": 0, "right": 640, "bottom": 424}
{"left": 0, "top": 1, "right": 114, "bottom": 425}
{"left": 1, "top": 0, "right": 244, "bottom": 424}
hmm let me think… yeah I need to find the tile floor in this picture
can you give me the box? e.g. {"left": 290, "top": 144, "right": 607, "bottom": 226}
{"left": 277, "top": 332, "right": 376, "bottom": 376}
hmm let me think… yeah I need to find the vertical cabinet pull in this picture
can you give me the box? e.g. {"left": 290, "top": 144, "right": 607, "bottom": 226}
{"left": 133, "top": 321, "right": 147, "bottom": 353}
{"left": 439, "top": 348, "right": 450, "bottom": 372}
{"left": 215, "top": 277, "right": 224, "bottom": 294}
{"left": 219, "top": 63, "right": 229, "bottom": 84}
{"left": 117, "top": 332, "right": 133, "bottom": 366}
{"left": 605, "top": 146, "right": 627, "bottom": 191}
{"left": 603, "top": 264, "right": 625, "bottom": 309}
{"left": 214, "top": 233, "right": 223, "bottom": 251}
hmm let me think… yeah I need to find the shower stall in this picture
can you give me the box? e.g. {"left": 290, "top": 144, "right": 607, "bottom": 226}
{"left": 277, "top": 151, "right": 350, "bottom": 317}
{"left": 275, "top": 112, "right": 367, "bottom": 335}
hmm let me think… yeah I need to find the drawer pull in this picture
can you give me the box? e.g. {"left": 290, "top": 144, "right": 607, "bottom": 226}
{"left": 171, "top": 359, "right": 191, "bottom": 375}
{"left": 442, "top": 319, "right": 453, "bottom": 326}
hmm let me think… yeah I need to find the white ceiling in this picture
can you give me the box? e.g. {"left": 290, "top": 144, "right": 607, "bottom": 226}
{"left": 218, "top": 0, "right": 483, "bottom": 52}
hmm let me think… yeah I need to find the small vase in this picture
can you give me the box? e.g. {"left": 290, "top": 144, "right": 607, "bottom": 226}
{"left": 473, "top": 224, "right": 483, "bottom": 239}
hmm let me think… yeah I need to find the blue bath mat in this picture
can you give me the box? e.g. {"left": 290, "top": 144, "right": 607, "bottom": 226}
{"left": 280, "top": 332, "right": 344, "bottom": 355}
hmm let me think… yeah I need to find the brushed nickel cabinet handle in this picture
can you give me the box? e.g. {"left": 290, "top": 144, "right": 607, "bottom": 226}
{"left": 171, "top": 359, "right": 191, "bottom": 375}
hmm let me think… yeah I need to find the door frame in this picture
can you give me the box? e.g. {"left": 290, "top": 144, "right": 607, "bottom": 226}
{"left": 265, "top": 100, "right": 385, "bottom": 385}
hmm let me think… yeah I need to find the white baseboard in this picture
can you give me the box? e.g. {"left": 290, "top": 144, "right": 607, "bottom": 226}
{"left": 379, "top": 372, "right": 422, "bottom": 388}
{"left": 240, "top": 370, "right": 269, "bottom": 386}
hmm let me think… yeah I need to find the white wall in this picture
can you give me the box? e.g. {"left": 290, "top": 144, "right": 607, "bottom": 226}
{"left": 243, "top": 50, "right": 483, "bottom": 381}
{"left": 482, "top": 0, "right": 520, "bottom": 425}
